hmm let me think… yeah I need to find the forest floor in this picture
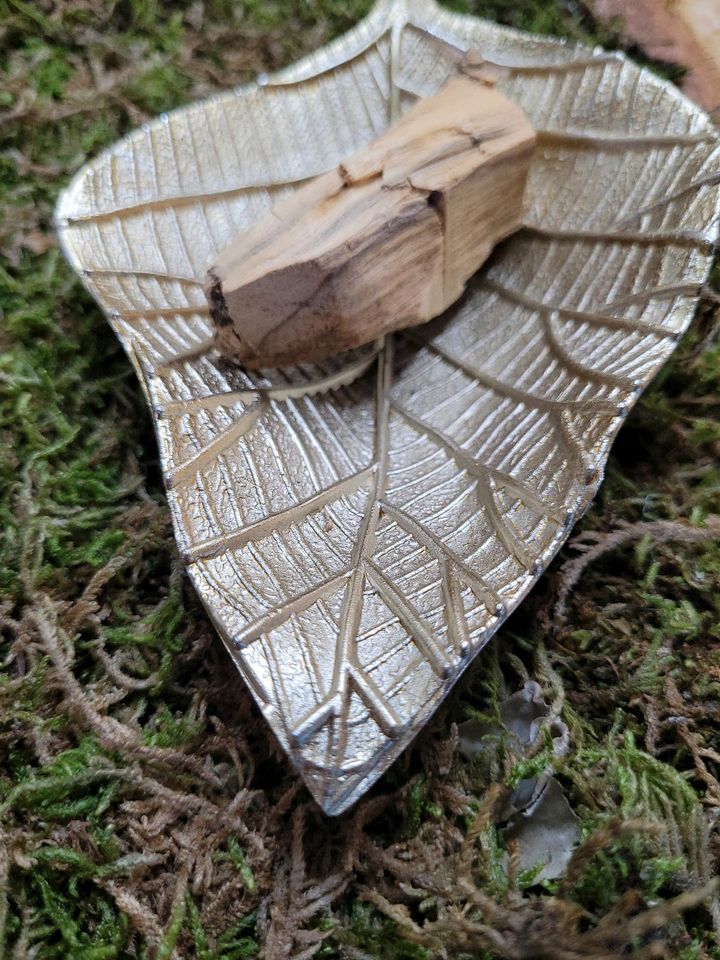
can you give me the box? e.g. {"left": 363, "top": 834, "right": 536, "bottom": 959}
{"left": 1, "top": 1, "right": 719, "bottom": 958}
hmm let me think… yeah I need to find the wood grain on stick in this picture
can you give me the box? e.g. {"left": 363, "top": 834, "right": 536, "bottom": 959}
{"left": 206, "top": 58, "right": 536, "bottom": 368}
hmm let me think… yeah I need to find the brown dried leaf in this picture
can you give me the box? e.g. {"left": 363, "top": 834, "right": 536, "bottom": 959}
{"left": 589, "top": 0, "right": 720, "bottom": 113}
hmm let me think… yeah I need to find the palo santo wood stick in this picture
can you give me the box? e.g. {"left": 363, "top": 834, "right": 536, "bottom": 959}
{"left": 206, "top": 58, "right": 536, "bottom": 369}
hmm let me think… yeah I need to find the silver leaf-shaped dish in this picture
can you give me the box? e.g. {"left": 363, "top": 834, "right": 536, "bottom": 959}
{"left": 56, "top": 0, "right": 720, "bottom": 814}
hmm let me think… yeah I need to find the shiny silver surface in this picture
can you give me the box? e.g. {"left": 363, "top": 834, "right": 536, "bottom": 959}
{"left": 57, "top": 0, "right": 720, "bottom": 814}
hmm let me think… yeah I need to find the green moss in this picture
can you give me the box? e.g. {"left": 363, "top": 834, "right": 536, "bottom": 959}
{"left": 335, "top": 903, "right": 431, "bottom": 960}
{"left": 186, "top": 902, "right": 259, "bottom": 960}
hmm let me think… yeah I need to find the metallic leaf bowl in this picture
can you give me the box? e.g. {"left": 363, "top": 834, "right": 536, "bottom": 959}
{"left": 57, "top": 0, "right": 720, "bottom": 814}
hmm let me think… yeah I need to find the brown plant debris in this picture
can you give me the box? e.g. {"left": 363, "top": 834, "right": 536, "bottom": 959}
{"left": 588, "top": 0, "right": 720, "bottom": 113}
{"left": 554, "top": 516, "right": 720, "bottom": 623}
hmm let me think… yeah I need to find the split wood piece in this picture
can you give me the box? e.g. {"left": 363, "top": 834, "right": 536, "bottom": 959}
{"left": 206, "top": 57, "right": 536, "bottom": 369}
